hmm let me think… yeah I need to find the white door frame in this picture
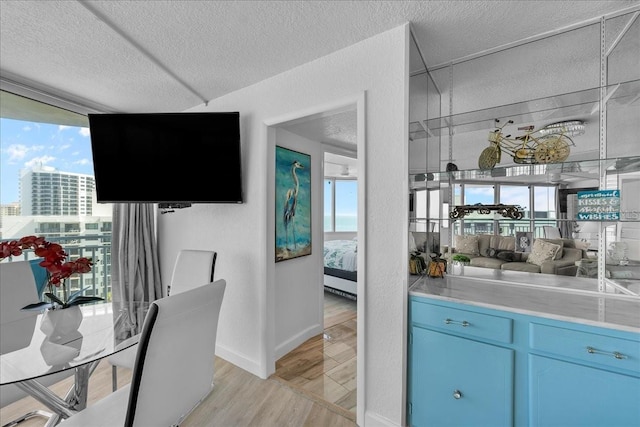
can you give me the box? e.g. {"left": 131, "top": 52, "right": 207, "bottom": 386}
{"left": 264, "top": 91, "right": 366, "bottom": 424}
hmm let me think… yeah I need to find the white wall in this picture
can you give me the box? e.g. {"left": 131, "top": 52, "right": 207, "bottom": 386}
{"left": 157, "top": 23, "right": 410, "bottom": 426}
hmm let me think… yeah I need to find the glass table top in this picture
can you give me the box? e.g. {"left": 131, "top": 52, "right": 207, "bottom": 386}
{"left": 1, "top": 302, "right": 149, "bottom": 385}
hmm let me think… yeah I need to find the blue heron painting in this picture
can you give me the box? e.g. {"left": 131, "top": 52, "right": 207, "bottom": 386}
{"left": 275, "top": 146, "right": 311, "bottom": 262}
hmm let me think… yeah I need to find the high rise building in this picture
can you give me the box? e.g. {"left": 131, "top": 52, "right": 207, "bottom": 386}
{"left": 20, "top": 165, "right": 95, "bottom": 216}
{"left": 0, "top": 202, "right": 20, "bottom": 217}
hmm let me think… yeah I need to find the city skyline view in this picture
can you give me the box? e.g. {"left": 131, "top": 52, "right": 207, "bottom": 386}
{"left": 0, "top": 118, "right": 94, "bottom": 204}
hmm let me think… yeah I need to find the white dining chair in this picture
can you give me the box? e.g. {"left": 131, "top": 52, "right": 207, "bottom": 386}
{"left": 0, "top": 261, "right": 73, "bottom": 424}
{"left": 60, "top": 279, "right": 226, "bottom": 427}
{"left": 543, "top": 226, "right": 562, "bottom": 239}
{"left": 107, "top": 249, "right": 217, "bottom": 391}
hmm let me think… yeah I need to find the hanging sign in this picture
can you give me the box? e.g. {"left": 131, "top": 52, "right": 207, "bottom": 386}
{"left": 576, "top": 189, "right": 620, "bottom": 220}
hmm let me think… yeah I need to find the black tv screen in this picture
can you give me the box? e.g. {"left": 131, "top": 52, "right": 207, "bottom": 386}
{"left": 88, "top": 112, "right": 243, "bottom": 204}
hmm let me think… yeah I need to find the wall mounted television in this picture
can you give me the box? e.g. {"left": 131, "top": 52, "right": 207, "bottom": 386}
{"left": 88, "top": 112, "right": 243, "bottom": 204}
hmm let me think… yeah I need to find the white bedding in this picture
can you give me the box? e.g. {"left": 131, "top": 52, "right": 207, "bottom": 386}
{"left": 323, "top": 239, "right": 357, "bottom": 272}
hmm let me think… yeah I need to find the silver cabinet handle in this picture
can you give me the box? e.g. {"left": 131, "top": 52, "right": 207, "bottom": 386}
{"left": 444, "top": 318, "right": 470, "bottom": 327}
{"left": 453, "top": 390, "right": 462, "bottom": 399}
{"left": 586, "top": 346, "right": 627, "bottom": 359}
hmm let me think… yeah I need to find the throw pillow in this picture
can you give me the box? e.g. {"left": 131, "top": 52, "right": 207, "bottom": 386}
{"left": 539, "top": 238, "right": 564, "bottom": 259}
{"left": 496, "top": 251, "right": 522, "bottom": 262}
{"left": 455, "top": 235, "right": 479, "bottom": 255}
{"left": 484, "top": 247, "right": 509, "bottom": 259}
{"left": 484, "top": 247, "right": 497, "bottom": 258}
{"left": 495, "top": 236, "right": 516, "bottom": 251}
{"left": 527, "top": 239, "right": 562, "bottom": 266}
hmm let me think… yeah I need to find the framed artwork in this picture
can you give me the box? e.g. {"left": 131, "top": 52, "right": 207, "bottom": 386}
{"left": 275, "top": 146, "right": 311, "bottom": 262}
{"left": 515, "top": 231, "right": 533, "bottom": 253}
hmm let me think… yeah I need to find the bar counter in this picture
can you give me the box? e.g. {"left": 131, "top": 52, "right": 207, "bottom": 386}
{"left": 409, "top": 266, "right": 640, "bottom": 333}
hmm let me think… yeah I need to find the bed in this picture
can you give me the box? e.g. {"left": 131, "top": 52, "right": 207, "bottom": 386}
{"left": 323, "top": 239, "right": 357, "bottom": 299}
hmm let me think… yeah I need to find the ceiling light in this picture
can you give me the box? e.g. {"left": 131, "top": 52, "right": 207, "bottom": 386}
{"left": 539, "top": 120, "right": 586, "bottom": 137}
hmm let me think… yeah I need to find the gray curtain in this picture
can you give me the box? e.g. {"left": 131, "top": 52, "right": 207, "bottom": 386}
{"left": 111, "top": 203, "right": 163, "bottom": 341}
{"left": 557, "top": 187, "right": 572, "bottom": 239}
{"left": 558, "top": 212, "right": 572, "bottom": 239}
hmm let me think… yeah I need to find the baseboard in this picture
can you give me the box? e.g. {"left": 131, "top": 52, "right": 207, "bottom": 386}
{"left": 214, "top": 322, "right": 324, "bottom": 380}
{"left": 274, "top": 323, "right": 323, "bottom": 361}
{"left": 214, "top": 343, "right": 263, "bottom": 378}
{"left": 364, "top": 410, "right": 402, "bottom": 427}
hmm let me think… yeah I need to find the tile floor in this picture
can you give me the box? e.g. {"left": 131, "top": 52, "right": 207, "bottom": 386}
{"left": 270, "top": 291, "right": 357, "bottom": 420}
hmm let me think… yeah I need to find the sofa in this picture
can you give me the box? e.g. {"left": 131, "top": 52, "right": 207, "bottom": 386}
{"left": 444, "top": 234, "right": 585, "bottom": 276}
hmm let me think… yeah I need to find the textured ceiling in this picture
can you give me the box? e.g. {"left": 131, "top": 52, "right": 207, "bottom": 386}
{"left": 2, "top": 0, "right": 637, "bottom": 115}
{"left": 1, "top": 1, "right": 638, "bottom": 173}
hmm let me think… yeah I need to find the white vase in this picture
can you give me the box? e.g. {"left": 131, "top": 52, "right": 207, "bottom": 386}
{"left": 39, "top": 305, "right": 83, "bottom": 341}
{"left": 40, "top": 335, "right": 82, "bottom": 366}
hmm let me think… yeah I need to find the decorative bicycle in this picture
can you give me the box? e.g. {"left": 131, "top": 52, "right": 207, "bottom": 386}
{"left": 478, "top": 119, "right": 579, "bottom": 170}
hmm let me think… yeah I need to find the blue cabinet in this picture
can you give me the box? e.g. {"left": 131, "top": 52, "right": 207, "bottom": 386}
{"left": 529, "top": 355, "right": 640, "bottom": 426}
{"left": 529, "top": 322, "right": 640, "bottom": 426}
{"left": 411, "top": 327, "right": 514, "bottom": 426}
{"left": 408, "top": 295, "right": 640, "bottom": 427}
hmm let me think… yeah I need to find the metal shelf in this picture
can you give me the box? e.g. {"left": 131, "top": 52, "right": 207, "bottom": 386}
{"left": 409, "top": 80, "right": 640, "bottom": 140}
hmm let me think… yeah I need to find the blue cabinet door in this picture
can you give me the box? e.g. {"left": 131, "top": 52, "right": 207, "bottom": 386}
{"left": 530, "top": 355, "right": 640, "bottom": 427}
{"left": 410, "top": 326, "right": 514, "bottom": 427}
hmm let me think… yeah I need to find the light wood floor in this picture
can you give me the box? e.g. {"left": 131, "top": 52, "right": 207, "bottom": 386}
{"left": 0, "top": 291, "right": 357, "bottom": 427}
{"left": 270, "top": 291, "right": 357, "bottom": 421}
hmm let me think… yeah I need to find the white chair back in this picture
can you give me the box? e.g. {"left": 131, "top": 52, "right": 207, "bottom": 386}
{"left": 0, "top": 261, "right": 39, "bottom": 354}
{"left": 1, "top": 261, "right": 73, "bottom": 414}
{"left": 543, "top": 226, "right": 562, "bottom": 239}
{"left": 127, "top": 279, "right": 225, "bottom": 425}
{"left": 107, "top": 249, "right": 217, "bottom": 392}
{"left": 168, "top": 249, "right": 216, "bottom": 296}
{"left": 61, "top": 280, "right": 226, "bottom": 427}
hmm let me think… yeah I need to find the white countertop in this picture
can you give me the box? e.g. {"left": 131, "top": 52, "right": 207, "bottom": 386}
{"left": 409, "top": 267, "right": 640, "bottom": 333}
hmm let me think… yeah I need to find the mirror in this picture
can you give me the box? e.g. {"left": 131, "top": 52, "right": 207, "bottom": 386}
{"left": 409, "top": 13, "right": 640, "bottom": 297}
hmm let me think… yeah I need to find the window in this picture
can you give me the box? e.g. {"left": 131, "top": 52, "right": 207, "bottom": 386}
{"left": 454, "top": 182, "right": 558, "bottom": 238}
{"left": 533, "top": 186, "right": 557, "bottom": 237}
{"left": 324, "top": 178, "right": 357, "bottom": 232}
{"left": 1, "top": 90, "right": 112, "bottom": 301}
{"left": 500, "top": 185, "right": 530, "bottom": 236}
{"left": 411, "top": 188, "right": 440, "bottom": 232}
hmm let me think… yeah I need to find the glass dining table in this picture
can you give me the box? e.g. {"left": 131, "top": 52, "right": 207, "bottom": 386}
{"left": 0, "top": 301, "right": 149, "bottom": 425}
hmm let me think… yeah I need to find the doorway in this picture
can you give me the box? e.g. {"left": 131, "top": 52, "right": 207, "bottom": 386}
{"left": 268, "top": 95, "right": 364, "bottom": 422}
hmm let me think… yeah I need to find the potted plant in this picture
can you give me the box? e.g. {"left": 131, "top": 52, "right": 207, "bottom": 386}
{"left": 1, "top": 236, "right": 103, "bottom": 339}
{"left": 1, "top": 236, "right": 102, "bottom": 307}
{"left": 452, "top": 254, "right": 471, "bottom": 266}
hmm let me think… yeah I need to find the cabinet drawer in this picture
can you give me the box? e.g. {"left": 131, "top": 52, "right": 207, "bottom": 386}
{"left": 411, "top": 300, "right": 513, "bottom": 344}
{"left": 530, "top": 323, "right": 640, "bottom": 374}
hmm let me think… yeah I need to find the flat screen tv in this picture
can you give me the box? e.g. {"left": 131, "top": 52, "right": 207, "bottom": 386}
{"left": 88, "top": 112, "right": 243, "bottom": 204}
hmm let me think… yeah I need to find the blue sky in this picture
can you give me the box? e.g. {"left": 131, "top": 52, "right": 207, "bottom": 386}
{"left": 0, "top": 118, "right": 94, "bottom": 204}
{"left": 324, "top": 180, "right": 357, "bottom": 217}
